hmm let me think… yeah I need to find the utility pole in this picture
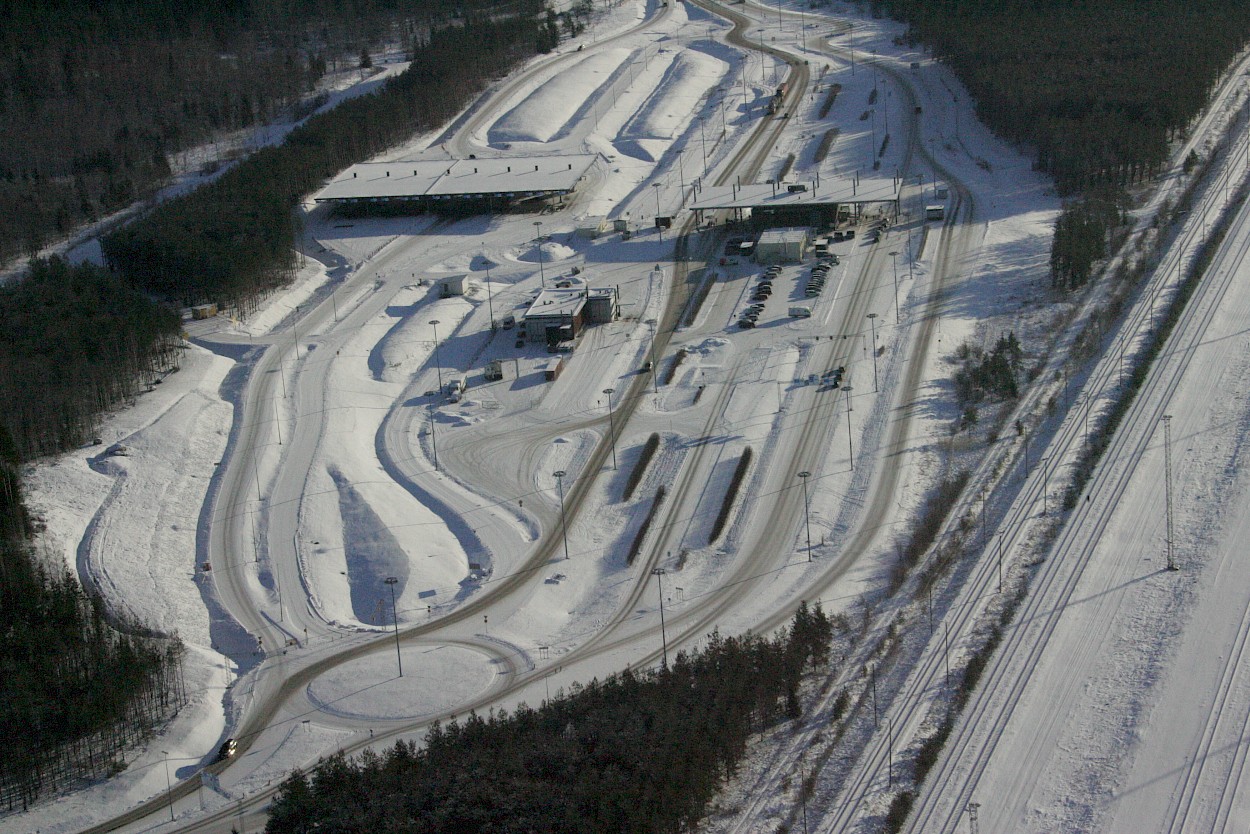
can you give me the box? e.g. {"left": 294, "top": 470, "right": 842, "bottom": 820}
{"left": 485, "top": 263, "right": 495, "bottom": 327}
{"left": 1041, "top": 456, "right": 1050, "bottom": 516}
{"left": 384, "top": 577, "right": 402, "bottom": 677}
{"left": 798, "top": 471, "right": 813, "bottom": 560}
{"left": 428, "top": 400, "right": 439, "bottom": 471}
{"left": 603, "top": 388, "right": 618, "bottom": 470}
{"left": 997, "top": 531, "right": 1004, "bottom": 594}
{"left": 652, "top": 567, "right": 669, "bottom": 669}
{"left": 870, "top": 663, "right": 878, "bottom": 727}
{"left": 1163, "top": 415, "right": 1178, "bottom": 571}
{"left": 554, "top": 470, "right": 570, "bottom": 560}
{"left": 162, "top": 751, "right": 174, "bottom": 822}
{"left": 645, "top": 318, "right": 659, "bottom": 394}
{"left": 867, "top": 313, "right": 879, "bottom": 392}
{"left": 889, "top": 250, "right": 900, "bottom": 323}
{"left": 844, "top": 385, "right": 854, "bottom": 468}
{"left": 429, "top": 319, "right": 443, "bottom": 392}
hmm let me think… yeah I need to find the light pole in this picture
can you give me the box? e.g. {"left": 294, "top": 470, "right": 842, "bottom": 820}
{"left": 645, "top": 318, "right": 659, "bottom": 394}
{"left": 997, "top": 531, "right": 1004, "bottom": 594}
{"left": 485, "top": 262, "right": 495, "bottom": 328}
{"left": 652, "top": 567, "right": 669, "bottom": 669}
{"left": 162, "top": 750, "right": 174, "bottom": 822}
{"left": 1163, "top": 415, "right": 1177, "bottom": 571}
{"left": 699, "top": 115, "right": 708, "bottom": 168}
{"left": 844, "top": 385, "right": 854, "bottom": 468}
{"left": 652, "top": 182, "right": 663, "bottom": 240}
{"left": 553, "top": 470, "right": 570, "bottom": 560}
{"left": 867, "top": 313, "right": 879, "bottom": 392}
{"left": 429, "top": 319, "right": 443, "bottom": 392}
{"left": 798, "top": 471, "right": 813, "bottom": 560}
{"left": 427, "top": 398, "right": 439, "bottom": 471}
{"left": 533, "top": 221, "right": 545, "bottom": 287}
{"left": 1041, "top": 456, "right": 1050, "bottom": 516}
{"left": 603, "top": 387, "right": 618, "bottom": 470}
{"left": 889, "top": 250, "right": 900, "bottom": 323}
{"left": 384, "top": 577, "right": 402, "bottom": 676}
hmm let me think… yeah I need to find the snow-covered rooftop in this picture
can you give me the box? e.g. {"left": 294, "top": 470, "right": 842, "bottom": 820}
{"left": 689, "top": 177, "right": 900, "bottom": 211}
{"left": 314, "top": 154, "right": 600, "bottom": 202}
{"left": 523, "top": 286, "right": 612, "bottom": 321}
{"left": 757, "top": 227, "right": 809, "bottom": 245}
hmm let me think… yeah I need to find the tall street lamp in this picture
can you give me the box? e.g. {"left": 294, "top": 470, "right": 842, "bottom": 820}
{"left": 533, "top": 221, "right": 546, "bottom": 288}
{"left": 427, "top": 399, "right": 439, "bottom": 471}
{"left": 553, "top": 470, "right": 570, "bottom": 560}
{"left": 162, "top": 750, "right": 174, "bottom": 822}
{"left": 652, "top": 183, "right": 663, "bottom": 240}
{"left": 429, "top": 319, "right": 443, "bottom": 392}
{"left": 484, "top": 262, "right": 495, "bottom": 328}
{"left": 798, "top": 471, "right": 813, "bottom": 560}
{"left": 384, "top": 576, "right": 402, "bottom": 677}
{"left": 603, "top": 388, "right": 618, "bottom": 470}
{"left": 889, "top": 250, "right": 900, "bottom": 323}
{"left": 652, "top": 567, "right": 669, "bottom": 669}
{"left": 867, "top": 313, "right": 879, "bottom": 392}
{"left": 645, "top": 318, "right": 659, "bottom": 394}
{"left": 844, "top": 385, "right": 854, "bottom": 468}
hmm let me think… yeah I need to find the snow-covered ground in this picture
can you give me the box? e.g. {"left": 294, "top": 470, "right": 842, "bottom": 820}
{"left": 17, "top": 0, "right": 1250, "bottom": 832}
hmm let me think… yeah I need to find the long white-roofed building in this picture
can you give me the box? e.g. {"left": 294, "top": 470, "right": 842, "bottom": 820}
{"left": 314, "top": 154, "right": 601, "bottom": 214}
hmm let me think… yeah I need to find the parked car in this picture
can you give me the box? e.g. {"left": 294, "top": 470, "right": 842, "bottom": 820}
{"left": 217, "top": 738, "right": 237, "bottom": 761}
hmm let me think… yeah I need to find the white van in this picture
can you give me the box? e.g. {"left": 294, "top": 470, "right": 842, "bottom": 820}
{"left": 446, "top": 377, "right": 466, "bottom": 402}
{"left": 789, "top": 306, "right": 812, "bottom": 318}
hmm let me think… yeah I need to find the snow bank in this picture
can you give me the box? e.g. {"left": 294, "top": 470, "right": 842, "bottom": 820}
{"left": 490, "top": 49, "right": 632, "bottom": 145}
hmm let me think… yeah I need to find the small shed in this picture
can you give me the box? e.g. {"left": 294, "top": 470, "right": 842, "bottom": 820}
{"left": 437, "top": 274, "right": 469, "bottom": 297}
{"left": 540, "top": 357, "right": 564, "bottom": 381}
{"left": 576, "top": 216, "right": 609, "bottom": 238}
{"left": 191, "top": 303, "right": 218, "bottom": 320}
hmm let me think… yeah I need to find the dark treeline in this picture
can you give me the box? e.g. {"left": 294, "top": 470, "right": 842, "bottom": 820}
{"left": 0, "top": 431, "right": 187, "bottom": 813}
{"left": 869, "top": 0, "right": 1250, "bottom": 194}
{"left": 266, "top": 604, "right": 835, "bottom": 834}
{"left": 0, "top": 257, "right": 182, "bottom": 461}
{"left": 0, "top": 0, "right": 515, "bottom": 265}
{"left": 866, "top": 0, "right": 1250, "bottom": 292}
{"left": 102, "top": 3, "right": 547, "bottom": 310}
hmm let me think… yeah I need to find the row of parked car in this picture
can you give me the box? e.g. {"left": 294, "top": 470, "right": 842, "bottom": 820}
{"left": 803, "top": 255, "right": 838, "bottom": 299}
{"left": 739, "top": 264, "right": 783, "bottom": 328}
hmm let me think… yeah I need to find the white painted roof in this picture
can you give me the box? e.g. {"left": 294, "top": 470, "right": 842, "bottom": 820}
{"left": 688, "top": 178, "right": 900, "bottom": 211}
{"left": 757, "top": 227, "right": 810, "bottom": 245}
{"left": 314, "top": 154, "right": 599, "bottom": 201}
{"left": 522, "top": 289, "right": 588, "bottom": 321}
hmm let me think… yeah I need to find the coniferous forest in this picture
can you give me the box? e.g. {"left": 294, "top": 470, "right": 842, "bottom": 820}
{"left": 864, "top": 0, "right": 1250, "bottom": 287}
{"left": 870, "top": 0, "right": 1250, "bottom": 194}
{"left": 265, "top": 605, "right": 834, "bottom": 834}
{"left": 0, "top": 2, "right": 569, "bottom": 815}
{"left": 0, "top": 0, "right": 534, "bottom": 266}
{"left": 0, "top": 425, "right": 188, "bottom": 813}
